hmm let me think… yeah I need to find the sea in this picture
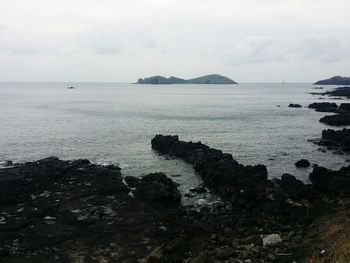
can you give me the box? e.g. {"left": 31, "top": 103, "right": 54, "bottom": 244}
{"left": 0, "top": 82, "right": 348, "bottom": 202}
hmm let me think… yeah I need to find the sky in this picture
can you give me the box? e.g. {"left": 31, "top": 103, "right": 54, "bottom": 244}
{"left": 0, "top": 0, "right": 349, "bottom": 82}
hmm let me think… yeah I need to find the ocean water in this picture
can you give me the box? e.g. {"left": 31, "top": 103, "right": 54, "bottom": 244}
{"left": 0, "top": 82, "right": 348, "bottom": 198}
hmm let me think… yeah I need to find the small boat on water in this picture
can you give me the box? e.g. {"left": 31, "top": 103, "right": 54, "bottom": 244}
{"left": 67, "top": 86, "right": 75, "bottom": 89}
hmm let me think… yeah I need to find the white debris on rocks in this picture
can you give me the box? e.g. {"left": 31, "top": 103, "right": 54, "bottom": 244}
{"left": 39, "top": 191, "right": 51, "bottom": 198}
{"left": 0, "top": 216, "right": 6, "bottom": 224}
{"left": 43, "top": 216, "right": 56, "bottom": 220}
{"left": 262, "top": 234, "right": 282, "bottom": 246}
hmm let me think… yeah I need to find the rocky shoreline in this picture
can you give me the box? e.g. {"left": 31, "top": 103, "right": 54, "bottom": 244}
{"left": 309, "top": 86, "right": 350, "bottom": 155}
{"left": 2, "top": 86, "right": 350, "bottom": 262}
{"left": 1, "top": 135, "right": 350, "bottom": 262}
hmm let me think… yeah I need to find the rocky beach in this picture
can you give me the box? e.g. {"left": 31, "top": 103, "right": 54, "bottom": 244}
{"left": 1, "top": 130, "right": 350, "bottom": 262}
{"left": 1, "top": 84, "right": 350, "bottom": 262}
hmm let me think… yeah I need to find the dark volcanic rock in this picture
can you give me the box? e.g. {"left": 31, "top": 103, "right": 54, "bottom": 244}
{"left": 295, "top": 159, "right": 311, "bottom": 168}
{"left": 320, "top": 113, "right": 350, "bottom": 126}
{"left": 320, "top": 86, "right": 350, "bottom": 98}
{"left": 320, "top": 128, "right": 350, "bottom": 152}
{"left": 308, "top": 102, "right": 338, "bottom": 113}
{"left": 134, "top": 173, "right": 181, "bottom": 206}
{"left": 151, "top": 135, "right": 270, "bottom": 203}
{"left": 124, "top": 175, "right": 140, "bottom": 188}
{"left": 289, "top": 104, "right": 302, "bottom": 108}
{"left": 280, "top": 174, "right": 312, "bottom": 200}
{"left": 0, "top": 158, "right": 187, "bottom": 262}
{"left": 0, "top": 149, "right": 343, "bottom": 262}
{"left": 150, "top": 134, "right": 320, "bottom": 225}
{"left": 309, "top": 165, "right": 350, "bottom": 196}
{"left": 339, "top": 103, "right": 350, "bottom": 111}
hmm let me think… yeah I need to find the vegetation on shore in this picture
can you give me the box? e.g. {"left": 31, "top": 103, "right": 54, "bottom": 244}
{"left": 137, "top": 74, "right": 237, "bottom": 84}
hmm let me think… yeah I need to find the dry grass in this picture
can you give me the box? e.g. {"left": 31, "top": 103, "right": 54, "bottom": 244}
{"left": 306, "top": 233, "right": 350, "bottom": 263}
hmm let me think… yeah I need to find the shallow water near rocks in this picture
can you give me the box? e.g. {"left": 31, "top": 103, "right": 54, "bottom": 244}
{"left": 0, "top": 82, "right": 348, "bottom": 202}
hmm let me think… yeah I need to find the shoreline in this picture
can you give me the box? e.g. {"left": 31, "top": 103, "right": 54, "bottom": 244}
{"left": 1, "top": 134, "right": 350, "bottom": 262}
{"left": 1, "top": 85, "right": 350, "bottom": 262}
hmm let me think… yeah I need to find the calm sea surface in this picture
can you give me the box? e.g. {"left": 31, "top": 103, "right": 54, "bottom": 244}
{"left": 0, "top": 82, "right": 348, "bottom": 198}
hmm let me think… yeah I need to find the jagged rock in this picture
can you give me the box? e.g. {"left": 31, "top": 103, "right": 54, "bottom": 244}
{"left": 308, "top": 102, "right": 338, "bottom": 113}
{"left": 339, "top": 103, "right": 350, "bottom": 111}
{"left": 280, "top": 174, "right": 312, "bottom": 200}
{"left": 316, "top": 86, "right": 350, "bottom": 98}
{"left": 151, "top": 135, "right": 269, "bottom": 205}
{"left": 124, "top": 175, "right": 141, "bottom": 188}
{"left": 320, "top": 128, "right": 350, "bottom": 152}
{"left": 134, "top": 173, "right": 181, "bottom": 206}
{"left": 0, "top": 158, "right": 185, "bottom": 262}
{"left": 309, "top": 165, "right": 350, "bottom": 196}
{"left": 319, "top": 113, "right": 350, "bottom": 126}
{"left": 309, "top": 166, "right": 333, "bottom": 193}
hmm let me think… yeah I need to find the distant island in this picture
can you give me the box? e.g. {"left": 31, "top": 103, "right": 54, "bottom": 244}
{"left": 137, "top": 74, "right": 237, "bottom": 85}
{"left": 314, "top": 76, "right": 350, "bottom": 85}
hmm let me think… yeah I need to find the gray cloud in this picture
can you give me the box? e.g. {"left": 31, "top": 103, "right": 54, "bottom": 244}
{"left": 0, "top": 0, "right": 349, "bottom": 82}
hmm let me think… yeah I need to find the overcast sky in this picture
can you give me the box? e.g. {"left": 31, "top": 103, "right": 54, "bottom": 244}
{"left": 0, "top": 0, "right": 349, "bottom": 82}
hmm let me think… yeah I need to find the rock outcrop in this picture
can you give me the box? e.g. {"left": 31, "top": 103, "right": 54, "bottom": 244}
{"left": 0, "top": 157, "right": 185, "bottom": 262}
{"left": 2, "top": 138, "right": 350, "bottom": 262}
{"left": 150, "top": 135, "right": 318, "bottom": 216}
{"left": 295, "top": 159, "right": 311, "bottom": 168}
{"left": 308, "top": 102, "right": 338, "bottom": 113}
{"left": 309, "top": 165, "right": 350, "bottom": 196}
{"left": 320, "top": 113, "right": 350, "bottom": 126}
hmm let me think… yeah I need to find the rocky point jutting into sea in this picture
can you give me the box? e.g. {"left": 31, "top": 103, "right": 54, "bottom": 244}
{"left": 1, "top": 133, "right": 350, "bottom": 262}
{"left": 2, "top": 82, "right": 350, "bottom": 262}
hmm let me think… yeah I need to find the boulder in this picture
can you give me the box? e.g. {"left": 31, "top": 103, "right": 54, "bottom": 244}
{"left": 262, "top": 234, "right": 282, "bottom": 246}
{"left": 309, "top": 165, "right": 350, "bottom": 196}
{"left": 309, "top": 166, "right": 333, "bottom": 193}
{"left": 295, "top": 159, "right": 311, "bottom": 168}
{"left": 280, "top": 173, "right": 311, "bottom": 200}
{"left": 134, "top": 173, "right": 181, "bottom": 206}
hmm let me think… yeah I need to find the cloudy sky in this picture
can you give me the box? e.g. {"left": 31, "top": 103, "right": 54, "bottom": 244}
{"left": 0, "top": 0, "right": 349, "bottom": 82}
